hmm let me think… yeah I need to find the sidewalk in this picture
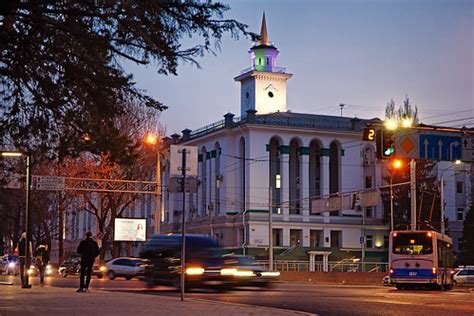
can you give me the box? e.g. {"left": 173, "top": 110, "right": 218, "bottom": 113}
{"left": 0, "top": 285, "right": 311, "bottom": 316}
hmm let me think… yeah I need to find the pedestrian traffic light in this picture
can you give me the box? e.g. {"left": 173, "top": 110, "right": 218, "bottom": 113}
{"left": 362, "top": 127, "right": 376, "bottom": 141}
{"left": 382, "top": 129, "right": 395, "bottom": 158}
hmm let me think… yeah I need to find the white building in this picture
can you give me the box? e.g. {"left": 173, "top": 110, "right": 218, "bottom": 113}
{"left": 160, "top": 14, "right": 389, "bottom": 263}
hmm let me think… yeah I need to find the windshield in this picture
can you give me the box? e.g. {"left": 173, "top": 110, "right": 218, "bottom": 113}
{"left": 392, "top": 232, "right": 433, "bottom": 255}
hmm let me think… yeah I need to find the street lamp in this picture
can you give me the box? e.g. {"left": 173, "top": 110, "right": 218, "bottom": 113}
{"left": 145, "top": 132, "right": 161, "bottom": 235}
{"left": 1, "top": 151, "right": 32, "bottom": 288}
{"left": 388, "top": 158, "right": 404, "bottom": 232}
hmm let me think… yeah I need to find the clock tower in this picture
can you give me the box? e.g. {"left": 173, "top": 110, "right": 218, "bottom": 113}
{"left": 234, "top": 13, "right": 293, "bottom": 117}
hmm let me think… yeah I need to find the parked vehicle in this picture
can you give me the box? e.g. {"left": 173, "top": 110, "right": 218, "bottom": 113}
{"left": 141, "top": 234, "right": 232, "bottom": 290}
{"left": 58, "top": 253, "right": 105, "bottom": 278}
{"left": 105, "top": 257, "right": 147, "bottom": 280}
{"left": 0, "top": 255, "right": 19, "bottom": 275}
{"left": 454, "top": 268, "right": 474, "bottom": 285}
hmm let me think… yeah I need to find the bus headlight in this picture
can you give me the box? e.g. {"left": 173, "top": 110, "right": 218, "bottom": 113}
{"left": 185, "top": 267, "right": 205, "bottom": 275}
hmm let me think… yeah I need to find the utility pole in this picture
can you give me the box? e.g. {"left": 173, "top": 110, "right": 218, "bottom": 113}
{"left": 180, "top": 148, "right": 187, "bottom": 302}
{"left": 268, "top": 186, "right": 273, "bottom": 271}
{"left": 410, "top": 159, "right": 417, "bottom": 230}
{"left": 23, "top": 154, "right": 32, "bottom": 288}
{"left": 440, "top": 176, "right": 445, "bottom": 235}
{"left": 154, "top": 149, "right": 161, "bottom": 235}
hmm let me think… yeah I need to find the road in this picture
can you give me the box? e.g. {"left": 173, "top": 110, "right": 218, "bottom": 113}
{"left": 1, "top": 274, "right": 473, "bottom": 315}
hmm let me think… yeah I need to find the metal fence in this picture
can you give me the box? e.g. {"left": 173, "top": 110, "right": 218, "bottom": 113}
{"left": 253, "top": 260, "right": 388, "bottom": 273}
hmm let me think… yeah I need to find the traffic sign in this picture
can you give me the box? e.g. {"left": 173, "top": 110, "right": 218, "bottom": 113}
{"left": 462, "top": 135, "right": 474, "bottom": 162}
{"left": 170, "top": 145, "right": 198, "bottom": 176}
{"left": 419, "top": 134, "right": 462, "bottom": 161}
{"left": 395, "top": 130, "right": 419, "bottom": 159}
{"left": 36, "top": 176, "right": 65, "bottom": 191}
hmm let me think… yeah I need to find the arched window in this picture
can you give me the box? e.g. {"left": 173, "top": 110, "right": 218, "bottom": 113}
{"left": 289, "top": 138, "right": 301, "bottom": 214}
{"left": 239, "top": 137, "right": 246, "bottom": 211}
{"left": 200, "top": 146, "right": 207, "bottom": 216}
{"left": 329, "top": 141, "right": 340, "bottom": 195}
{"left": 269, "top": 137, "right": 281, "bottom": 212}
{"left": 363, "top": 146, "right": 375, "bottom": 190}
{"left": 309, "top": 139, "right": 322, "bottom": 200}
{"left": 214, "top": 142, "right": 221, "bottom": 214}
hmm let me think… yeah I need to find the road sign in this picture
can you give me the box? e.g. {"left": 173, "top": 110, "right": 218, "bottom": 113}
{"left": 36, "top": 176, "right": 65, "bottom": 191}
{"left": 395, "top": 130, "right": 419, "bottom": 159}
{"left": 461, "top": 135, "right": 474, "bottom": 162}
{"left": 170, "top": 145, "right": 198, "bottom": 176}
{"left": 419, "top": 134, "right": 462, "bottom": 161}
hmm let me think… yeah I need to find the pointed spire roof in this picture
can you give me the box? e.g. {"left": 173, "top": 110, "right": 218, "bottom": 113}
{"left": 259, "top": 12, "right": 269, "bottom": 46}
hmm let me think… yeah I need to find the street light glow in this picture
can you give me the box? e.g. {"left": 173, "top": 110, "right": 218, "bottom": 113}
{"left": 145, "top": 133, "right": 158, "bottom": 145}
{"left": 454, "top": 160, "right": 462, "bottom": 165}
{"left": 401, "top": 118, "right": 413, "bottom": 128}
{"left": 1, "top": 152, "right": 23, "bottom": 157}
{"left": 384, "top": 119, "right": 398, "bottom": 130}
{"left": 392, "top": 159, "right": 403, "bottom": 169}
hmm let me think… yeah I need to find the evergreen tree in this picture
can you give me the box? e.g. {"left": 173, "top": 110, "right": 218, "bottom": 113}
{"left": 460, "top": 204, "right": 474, "bottom": 264}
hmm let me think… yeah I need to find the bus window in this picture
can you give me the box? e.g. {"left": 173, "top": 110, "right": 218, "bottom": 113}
{"left": 392, "top": 233, "right": 433, "bottom": 255}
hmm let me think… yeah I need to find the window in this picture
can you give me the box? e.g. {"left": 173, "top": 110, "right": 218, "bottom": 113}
{"left": 366, "top": 235, "right": 373, "bottom": 248}
{"left": 266, "top": 57, "right": 269, "bottom": 65}
{"left": 273, "top": 229, "right": 283, "bottom": 247}
{"left": 310, "top": 230, "right": 322, "bottom": 247}
{"left": 365, "top": 176, "right": 373, "bottom": 189}
{"left": 365, "top": 207, "right": 373, "bottom": 218}
{"left": 330, "top": 230, "right": 342, "bottom": 248}
{"left": 384, "top": 235, "right": 389, "bottom": 249}
{"left": 275, "top": 174, "right": 281, "bottom": 188}
{"left": 456, "top": 181, "right": 463, "bottom": 193}
{"left": 457, "top": 208, "right": 464, "bottom": 221}
{"left": 290, "top": 229, "right": 302, "bottom": 246}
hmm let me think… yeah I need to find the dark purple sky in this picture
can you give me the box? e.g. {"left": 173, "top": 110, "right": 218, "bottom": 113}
{"left": 127, "top": 0, "right": 473, "bottom": 135}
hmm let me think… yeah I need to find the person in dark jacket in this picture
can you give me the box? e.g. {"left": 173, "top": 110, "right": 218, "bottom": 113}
{"left": 76, "top": 231, "right": 100, "bottom": 292}
{"left": 35, "top": 241, "right": 49, "bottom": 286}
{"left": 17, "top": 232, "right": 33, "bottom": 288}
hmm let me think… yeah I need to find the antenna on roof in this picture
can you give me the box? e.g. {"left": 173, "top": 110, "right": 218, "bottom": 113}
{"left": 339, "top": 103, "right": 345, "bottom": 117}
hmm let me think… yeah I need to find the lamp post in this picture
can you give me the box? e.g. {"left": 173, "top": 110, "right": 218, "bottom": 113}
{"left": 1, "top": 151, "right": 31, "bottom": 288}
{"left": 389, "top": 159, "right": 403, "bottom": 231}
{"left": 145, "top": 133, "right": 161, "bottom": 235}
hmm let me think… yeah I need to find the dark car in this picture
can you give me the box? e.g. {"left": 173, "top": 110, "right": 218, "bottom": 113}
{"left": 0, "top": 255, "right": 19, "bottom": 275}
{"left": 141, "top": 234, "right": 232, "bottom": 290}
{"left": 220, "top": 255, "right": 280, "bottom": 288}
{"left": 58, "top": 253, "right": 105, "bottom": 278}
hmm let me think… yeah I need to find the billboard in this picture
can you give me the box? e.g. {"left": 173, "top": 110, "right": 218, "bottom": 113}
{"left": 114, "top": 218, "right": 147, "bottom": 242}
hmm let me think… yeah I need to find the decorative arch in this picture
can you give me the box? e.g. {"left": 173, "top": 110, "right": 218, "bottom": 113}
{"left": 200, "top": 146, "right": 207, "bottom": 216}
{"left": 329, "top": 140, "right": 341, "bottom": 196}
{"left": 309, "top": 139, "right": 323, "bottom": 201}
{"left": 268, "top": 136, "right": 281, "bottom": 212}
{"left": 239, "top": 137, "right": 246, "bottom": 211}
{"left": 214, "top": 142, "right": 221, "bottom": 214}
{"left": 362, "top": 145, "right": 376, "bottom": 190}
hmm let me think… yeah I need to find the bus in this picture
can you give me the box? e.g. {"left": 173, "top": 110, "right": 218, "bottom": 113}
{"left": 389, "top": 230, "right": 455, "bottom": 290}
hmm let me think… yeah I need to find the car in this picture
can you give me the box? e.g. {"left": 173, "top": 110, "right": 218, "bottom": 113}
{"left": 141, "top": 234, "right": 233, "bottom": 290}
{"left": 27, "top": 264, "right": 54, "bottom": 277}
{"left": 105, "top": 257, "right": 147, "bottom": 280}
{"left": 58, "top": 253, "right": 105, "bottom": 278}
{"left": 0, "top": 255, "right": 20, "bottom": 275}
{"left": 454, "top": 268, "right": 474, "bottom": 285}
{"left": 220, "top": 256, "right": 280, "bottom": 288}
{"left": 382, "top": 275, "right": 392, "bottom": 286}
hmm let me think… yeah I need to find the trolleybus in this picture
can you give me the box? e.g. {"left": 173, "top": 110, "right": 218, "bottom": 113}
{"left": 389, "top": 230, "right": 454, "bottom": 290}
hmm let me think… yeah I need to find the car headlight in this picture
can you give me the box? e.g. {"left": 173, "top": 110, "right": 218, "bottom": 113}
{"left": 8, "top": 262, "right": 15, "bottom": 268}
{"left": 260, "top": 271, "right": 280, "bottom": 277}
{"left": 233, "top": 270, "right": 255, "bottom": 277}
{"left": 46, "top": 264, "right": 52, "bottom": 269}
{"left": 185, "top": 267, "right": 205, "bottom": 275}
{"left": 99, "top": 266, "right": 106, "bottom": 272}
{"left": 27, "top": 268, "right": 34, "bottom": 275}
{"left": 220, "top": 268, "right": 237, "bottom": 276}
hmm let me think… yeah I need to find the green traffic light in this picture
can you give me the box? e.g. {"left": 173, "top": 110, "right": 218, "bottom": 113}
{"left": 384, "top": 147, "right": 394, "bottom": 156}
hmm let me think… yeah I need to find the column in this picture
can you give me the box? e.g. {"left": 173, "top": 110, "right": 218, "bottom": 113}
{"left": 281, "top": 153, "right": 290, "bottom": 221}
{"left": 282, "top": 228, "right": 290, "bottom": 247}
{"left": 322, "top": 155, "right": 330, "bottom": 222}
{"left": 300, "top": 154, "right": 310, "bottom": 221}
{"left": 302, "top": 227, "right": 310, "bottom": 247}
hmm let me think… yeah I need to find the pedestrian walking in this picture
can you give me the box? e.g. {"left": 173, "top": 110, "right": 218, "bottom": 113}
{"left": 17, "top": 232, "right": 33, "bottom": 288}
{"left": 76, "top": 231, "right": 100, "bottom": 293}
{"left": 35, "top": 241, "right": 49, "bottom": 287}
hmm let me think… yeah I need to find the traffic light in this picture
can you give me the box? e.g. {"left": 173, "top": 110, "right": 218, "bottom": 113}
{"left": 362, "top": 127, "right": 376, "bottom": 141}
{"left": 376, "top": 129, "right": 395, "bottom": 159}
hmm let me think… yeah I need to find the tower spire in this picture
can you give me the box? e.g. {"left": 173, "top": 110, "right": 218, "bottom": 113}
{"left": 259, "top": 12, "right": 269, "bottom": 45}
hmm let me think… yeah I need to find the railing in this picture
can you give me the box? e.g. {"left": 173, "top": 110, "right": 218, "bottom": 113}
{"left": 253, "top": 260, "right": 388, "bottom": 273}
{"left": 240, "top": 65, "right": 287, "bottom": 74}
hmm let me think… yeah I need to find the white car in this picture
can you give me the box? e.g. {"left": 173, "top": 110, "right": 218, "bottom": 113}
{"left": 105, "top": 257, "right": 147, "bottom": 280}
{"left": 454, "top": 268, "right": 474, "bottom": 284}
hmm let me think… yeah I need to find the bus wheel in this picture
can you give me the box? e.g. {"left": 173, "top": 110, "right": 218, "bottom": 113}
{"left": 395, "top": 284, "right": 405, "bottom": 290}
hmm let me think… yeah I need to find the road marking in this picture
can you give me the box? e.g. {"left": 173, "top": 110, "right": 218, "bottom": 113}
{"left": 191, "top": 298, "right": 318, "bottom": 315}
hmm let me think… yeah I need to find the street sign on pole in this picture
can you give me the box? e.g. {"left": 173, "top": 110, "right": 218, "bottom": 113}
{"left": 36, "top": 176, "right": 65, "bottom": 191}
{"left": 419, "top": 134, "right": 462, "bottom": 161}
{"left": 461, "top": 135, "right": 474, "bottom": 162}
{"left": 170, "top": 145, "right": 198, "bottom": 176}
{"left": 395, "top": 130, "right": 419, "bottom": 159}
